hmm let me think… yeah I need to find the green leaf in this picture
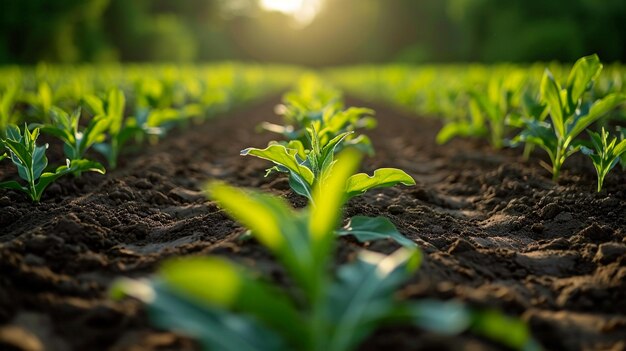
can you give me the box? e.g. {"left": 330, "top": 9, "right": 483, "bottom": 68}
{"left": 613, "top": 139, "right": 626, "bottom": 157}
{"left": 81, "top": 115, "right": 111, "bottom": 156}
{"left": 32, "top": 144, "right": 48, "bottom": 180}
{"left": 345, "top": 168, "right": 415, "bottom": 199}
{"left": 285, "top": 139, "right": 307, "bottom": 160}
{"left": 207, "top": 182, "right": 318, "bottom": 298}
{"left": 159, "top": 257, "right": 306, "bottom": 345}
{"left": 287, "top": 173, "right": 314, "bottom": 200}
{"left": 107, "top": 88, "right": 126, "bottom": 135}
{"left": 566, "top": 54, "right": 602, "bottom": 106}
{"left": 207, "top": 182, "right": 293, "bottom": 252}
{"left": 310, "top": 149, "right": 361, "bottom": 244}
{"left": 470, "top": 310, "right": 540, "bottom": 351}
{"left": 39, "top": 125, "right": 72, "bottom": 144}
{"left": 436, "top": 121, "right": 486, "bottom": 145}
{"left": 113, "top": 278, "right": 289, "bottom": 351}
{"left": 338, "top": 216, "right": 416, "bottom": 248}
{"left": 5, "top": 124, "right": 20, "bottom": 140}
{"left": 34, "top": 159, "right": 105, "bottom": 201}
{"left": 343, "top": 134, "right": 374, "bottom": 157}
{"left": 0, "top": 180, "right": 27, "bottom": 193}
{"left": 402, "top": 299, "right": 471, "bottom": 335}
{"left": 324, "top": 248, "right": 421, "bottom": 351}
{"left": 241, "top": 144, "right": 315, "bottom": 186}
{"left": 568, "top": 93, "right": 626, "bottom": 139}
{"left": 83, "top": 94, "right": 105, "bottom": 116}
{"left": 540, "top": 70, "right": 565, "bottom": 139}
{"left": 318, "top": 131, "right": 351, "bottom": 175}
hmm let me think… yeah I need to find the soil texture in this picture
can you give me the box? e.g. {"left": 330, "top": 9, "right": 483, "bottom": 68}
{"left": 1, "top": 96, "right": 625, "bottom": 351}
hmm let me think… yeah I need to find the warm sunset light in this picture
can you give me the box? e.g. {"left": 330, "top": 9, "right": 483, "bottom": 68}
{"left": 4, "top": 2, "right": 626, "bottom": 351}
{"left": 258, "top": 0, "right": 323, "bottom": 25}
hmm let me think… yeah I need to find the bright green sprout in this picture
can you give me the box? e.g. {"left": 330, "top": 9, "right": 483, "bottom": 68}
{"left": 242, "top": 136, "right": 415, "bottom": 247}
{"left": 516, "top": 54, "right": 626, "bottom": 181}
{"left": 581, "top": 128, "right": 626, "bottom": 192}
{"left": 241, "top": 131, "right": 415, "bottom": 203}
{"left": 84, "top": 88, "right": 161, "bottom": 169}
{"left": 260, "top": 74, "right": 377, "bottom": 156}
{"left": 37, "top": 107, "right": 109, "bottom": 164}
{"left": 618, "top": 126, "right": 626, "bottom": 171}
{"left": 0, "top": 124, "right": 105, "bottom": 202}
{"left": 438, "top": 71, "right": 526, "bottom": 149}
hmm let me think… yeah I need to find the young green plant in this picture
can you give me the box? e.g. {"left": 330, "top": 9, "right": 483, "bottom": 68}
{"left": 517, "top": 54, "right": 626, "bottom": 181}
{"left": 437, "top": 72, "right": 526, "bottom": 149}
{"left": 581, "top": 128, "right": 626, "bottom": 192}
{"left": 261, "top": 75, "right": 376, "bottom": 155}
{"left": 85, "top": 89, "right": 161, "bottom": 169}
{"left": 0, "top": 124, "right": 105, "bottom": 202}
{"left": 242, "top": 127, "right": 414, "bottom": 203}
{"left": 37, "top": 107, "right": 109, "bottom": 164}
{"left": 112, "top": 150, "right": 538, "bottom": 351}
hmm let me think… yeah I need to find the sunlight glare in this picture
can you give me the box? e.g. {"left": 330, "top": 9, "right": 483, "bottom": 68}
{"left": 259, "top": 0, "right": 323, "bottom": 25}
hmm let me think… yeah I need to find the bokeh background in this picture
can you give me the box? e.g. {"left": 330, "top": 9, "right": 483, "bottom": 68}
{"left": 2, "top": 0, "right": 625, "bottom": 65}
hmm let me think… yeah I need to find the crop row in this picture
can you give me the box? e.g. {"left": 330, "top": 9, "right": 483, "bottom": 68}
{"left": 0, "top": 63, "right": 299, "bottom": 201}
{"left": 115, "top": 75, "right": 540, "bottom": 351}
{"left": 328, "top": 55, "right": 626, "bottom": 191}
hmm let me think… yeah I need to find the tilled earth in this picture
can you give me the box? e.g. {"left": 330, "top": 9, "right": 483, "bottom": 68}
{"left": 1, "top": 96, "right": 625, "bottom": 351}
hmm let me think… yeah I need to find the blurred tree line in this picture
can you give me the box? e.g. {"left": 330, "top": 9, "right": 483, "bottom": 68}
{"left": 1, "top": 0, "right": 625, "bottom": 65}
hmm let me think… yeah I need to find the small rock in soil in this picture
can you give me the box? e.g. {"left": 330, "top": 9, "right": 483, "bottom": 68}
{"left": 133, "top": 178, "right": 153, "bottom": 189}
{"left": 23, "top": 254, "right": 46, "bottom": 266}
{"left": 599, "top": 196, "right": 620, "bottom": 209}
{"left": 109, "top": 188, "right": 134, "bottom": 201}
{"left": 594, "top": 243, "right": 626, "bottom": 264}
{"left": 531, "top": 222, "right": 544, "bottom": 233}
{"left": 539, "top": 238, "right": 569, "bottom": 250}
{"left": 149, "top": 191, "right": 171, "bottom": 205}
{"left": 578, "top": 224, "right": 613, "bottom": 243}
{"left": 53, "top": 214, "right": 83, "bottom": 235}
{"left": 25, "top": 234, "right": 64, "bottom": 253}
{"left": 539, "top": 202, "right": 561, "bottom": 219}
{"left": 554, "top": 211, "right": 573, "bottom": 223}
{"left": 0, "top": 196, "right": 11, "bottom": 206}
{"left": 448, "top": 238, "right": 475, "bottom": 254}
{"left": 168, "top": 187, "right": 205, "bottom": 203}
{"left": 387, "top": 204, "right": 404, "bottom": 215}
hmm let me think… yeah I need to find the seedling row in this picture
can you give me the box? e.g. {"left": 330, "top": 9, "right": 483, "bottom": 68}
{"left": 1, "top": 58, "right": 624, "bottom": 350}
{"left": 115, "top": 75, "right": 539, "bottom": 351}
{"left": 329, "top": 55, "right": 626, "bottom": 191}
{"left": 0, "top": 64, "right": 299, "bottom": 201}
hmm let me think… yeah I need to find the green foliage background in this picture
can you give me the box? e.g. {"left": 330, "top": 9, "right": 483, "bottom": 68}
{"left": 1, "top": 0, "right": 625, "bottom": 65}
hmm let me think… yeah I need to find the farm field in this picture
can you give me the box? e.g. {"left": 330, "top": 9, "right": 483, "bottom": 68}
{"left": 5, "top": 1, "right": 626, "bottom": 350}
{"left": 1, "top": 61, "right": 625, "bottom": 350}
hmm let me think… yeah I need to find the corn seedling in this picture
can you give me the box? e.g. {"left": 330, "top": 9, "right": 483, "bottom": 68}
{"left": 516, "top": 54, "right": 626, "bottom": 181}
{"left": 261, "top": 75, "right": 377, "bottom": 155}
{"left": 241, "top": 128, "right": 415, "bottom": 204}
{"left": 581, "top": 128, "right": 626, "bottom": 191}
{"left": 438, "top": 72, "right": 526, "bottom": 148}
{"left": 85, "top": 89, "right": 160, "bottom": 169}
{"left": 0, "top": 124, "right": 105, "bottom": 202}
{"left": 37, "top": 107, "right": 109, "bottom": 163}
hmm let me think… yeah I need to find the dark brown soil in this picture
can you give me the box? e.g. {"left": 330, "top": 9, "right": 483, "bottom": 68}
{"left": 1, "top": 96, "right": 625, "bottom": 351}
